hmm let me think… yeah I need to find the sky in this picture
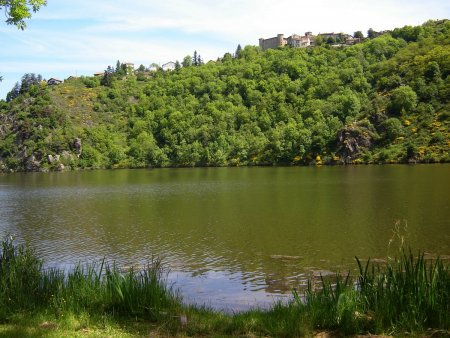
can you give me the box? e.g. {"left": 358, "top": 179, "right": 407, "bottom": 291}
{"left": 1, "top": 0, "right": 449, "bottom": 99}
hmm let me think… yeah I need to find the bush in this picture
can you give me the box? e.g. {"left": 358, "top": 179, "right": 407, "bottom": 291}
{"left": 381, "top": 117, "right": 403, "bottom": 141}
{"left": 389, "top": 86, "right": 417, "bottom": 115}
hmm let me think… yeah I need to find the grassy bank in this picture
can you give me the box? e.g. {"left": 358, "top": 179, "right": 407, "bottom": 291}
{"left": 1, "top": 236, "right": 449, "bottom": 337}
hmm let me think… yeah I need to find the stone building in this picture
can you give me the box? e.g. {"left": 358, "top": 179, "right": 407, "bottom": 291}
{"left": 287, "top": 32, "right": 315, "bottom": 47}
{"left": 259, "top": 32, "right": 314, "bottom": 51}
{"left": 259, "top": 34, "right": 287, "bottom": 51}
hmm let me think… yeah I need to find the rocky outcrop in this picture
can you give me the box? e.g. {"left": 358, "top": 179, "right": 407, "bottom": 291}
{"left": 25, "top": 154, "right": 42, "bottom": 172}
{"left": 336, "top": 121, "right": 378, "bottom": 164}
{"left": 72, "top": 138, "right": 82, "bottom": 157}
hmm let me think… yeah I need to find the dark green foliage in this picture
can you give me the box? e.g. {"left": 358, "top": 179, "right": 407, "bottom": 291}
{"left": 5, "top": 82, "right": 20, "bottom": 102}
{"left": 81, "top": 76, "right": 99, "bottom": 88}
{"left": 389, "top": 86, "right": 417, "bottom": 114}
{"left": 381, "top": 117, "right": 403, "bottom": 141}
{"left": 235, "top": 44, "right": 242, "bottom": 58}
{"left": 367, "top": 28, "right": 380, "bottom": 39}
{"left": 354, "top": 31, "right": 364, "bottom": 39}
{"left": 0, "top": 20, "right": 449, "bottom": 172}
{"left": 182, "top": 55, "right": 192, "bottom": 67}
{"left": 0, "top": 235, "right": 43, "bottom": 316}
{"left": 392, "top": 25, "right": 424, "bottom": 42}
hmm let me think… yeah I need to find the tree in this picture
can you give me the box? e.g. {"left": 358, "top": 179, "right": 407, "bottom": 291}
{"left": 20, "top": 73, "right": 41, "bottom": 92}
{"left": 175, "top": 60, "right": 181, "bottom": 71}
{"left": 235, "top": 44, "right": 242, "bottom": 58}
{"left": 368, "top": 28, "right": 380, "bottom": 39}
{"left": 424, "top": 61, "right": 441, "bottom": 82}
{"left": 392, "top": 25, "right": 424, "bottom": 42}
{"left": 197, "top": 54, "right": 203, "bottom": 66}
{"left": 326, "top": 36, "right": 336, "bottom": 44}
{"left": 101, "top": 67, "right": 114, "bottom": 87}
{"left": 193, "top": 51, "right": 198, "bottom": 66}
{"left": 0, "top": 0, "right": 46, "bottom": 29}
{"left": 137, "top": 64, "right": 146, "bottom": 72}
{"left": 115, "top": 60, "right": 121, "bottom": 73}
{"left": 6, "top": 82, "right": 20, "bottom": 102}
{"left": 314, "top": 35, "right": 324, "bottom": 46}
{"left": 389, "top": 86, "right": 417, "bottom": 115}
{"left": 381, "top": 117, "right": 403, "bottom": 141}
{"left": 182, "top": 55, "right": 192, "bottom": 67}
{"left": 149, "top": 63, "right": 160, "bottom": 71}
{"left": 354, "top": 31, "right": 364, "bottom": 39}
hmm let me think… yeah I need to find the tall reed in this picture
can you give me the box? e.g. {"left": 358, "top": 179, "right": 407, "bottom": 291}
{"left": 0, "top": 236, "right": 179, "bottom": 320}
{"left": 356, "top": 250, "right": 450, "bottom": 332}
{"left": 292, "top": 250, "right": 450, "bottom": 334}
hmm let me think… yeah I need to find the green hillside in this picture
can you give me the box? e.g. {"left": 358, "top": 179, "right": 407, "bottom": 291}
{"left": 1, "top": 20, "right": 449, "bottom": 172}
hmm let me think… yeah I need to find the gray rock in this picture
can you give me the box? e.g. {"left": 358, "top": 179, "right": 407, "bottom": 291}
{"left": 61, "top": 151, "right": 71, "bottom": 160}
{"left": 26, "top": 154, "right": 41, "bottom": 171}
{"left": 55, "top": 163, "right": 65, "bottom": 171}
{"left": 336, "top": 121, "right": 374, "bottom": 164}
{"left": 72, "top": 138, "right": 82, "bottom": 157}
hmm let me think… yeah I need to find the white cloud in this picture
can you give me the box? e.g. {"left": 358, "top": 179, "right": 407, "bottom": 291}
{"left": 45, "top": 0, "right": 449, "bottom": 39}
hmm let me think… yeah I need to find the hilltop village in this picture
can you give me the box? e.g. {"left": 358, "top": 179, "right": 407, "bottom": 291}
{"left": 43, "top": 30, "right": 376, "bottom": 84}
{"left": 258, "top": 31, "right": 366, "bottom": 51}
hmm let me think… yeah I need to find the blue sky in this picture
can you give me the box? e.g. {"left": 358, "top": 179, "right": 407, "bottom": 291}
{"left": 1, "top": 0, "right": 449, "bottom": 99}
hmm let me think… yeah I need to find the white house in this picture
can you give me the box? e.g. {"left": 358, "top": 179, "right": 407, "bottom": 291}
{"left": 47, "top": 78, "right": 63, "bottom": 85}
{"left": 148, "top": 64, "right": 159, "bottom": 72}
{"left": 161, "top": 61, "right": 176, "bottom": 71}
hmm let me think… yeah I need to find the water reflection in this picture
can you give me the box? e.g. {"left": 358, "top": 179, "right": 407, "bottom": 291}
{"left": 0, "top": 165, "right": 449, "bottom": 310}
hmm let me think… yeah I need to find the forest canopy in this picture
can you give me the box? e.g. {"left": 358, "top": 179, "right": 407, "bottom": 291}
{"left": 0, "top": 20, "right": 449, "bottom": 172}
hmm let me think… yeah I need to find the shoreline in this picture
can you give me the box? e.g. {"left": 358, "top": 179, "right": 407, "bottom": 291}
{"left": 1, "top": 160, "right": 449, "bottom": 174}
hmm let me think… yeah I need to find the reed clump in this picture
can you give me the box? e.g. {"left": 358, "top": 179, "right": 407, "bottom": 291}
{"left": 0, "top": 236, "right": 179, "bottom": 321}
{"left": 291, "top": 250, "right": 450, "bottom": 335}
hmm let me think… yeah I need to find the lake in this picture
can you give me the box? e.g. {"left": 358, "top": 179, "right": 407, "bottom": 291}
{"left": 0, "top": 165, "right": 449, "bottom": 311}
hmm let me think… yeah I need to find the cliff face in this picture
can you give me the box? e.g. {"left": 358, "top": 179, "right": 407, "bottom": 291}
{"left": 0, "top": 94, "right": 84, "bottom": 172}
{"left": 1, "top": 20, "right": 449, "bottom": 172}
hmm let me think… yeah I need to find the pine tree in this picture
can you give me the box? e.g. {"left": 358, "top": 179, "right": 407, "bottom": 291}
{"left": 101, "top": 70, "right": 114, "bottom": 87}
{"left": 235, "top": 44, "right": 242, "bottom": 58}
{"left": 197, "top": 54, "right": 203, "bottom": 66}
{"left": 193, "top": 51, "right": 198, "bottom": 66}
{"left": 6, "top": 82, "right": 20, "bottom": 102}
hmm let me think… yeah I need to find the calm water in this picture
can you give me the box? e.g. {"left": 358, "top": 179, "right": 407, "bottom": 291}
{"left": 0, "top": 165, "right": 449, "bottom": 310}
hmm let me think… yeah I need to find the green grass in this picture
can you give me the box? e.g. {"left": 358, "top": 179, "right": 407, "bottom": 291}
{"left": 1, "top": 235, "right": 449, "bottom": 337}
{"left": 0, "top": 235, "right": 179, "bottom": 322}
{"left": 356, "top": 251, "right": 450, "bottom": 332}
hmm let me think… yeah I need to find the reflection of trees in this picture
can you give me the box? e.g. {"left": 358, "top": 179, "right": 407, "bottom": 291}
{"left": 1, "top": 166, "right": 449, "bottom": 300}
